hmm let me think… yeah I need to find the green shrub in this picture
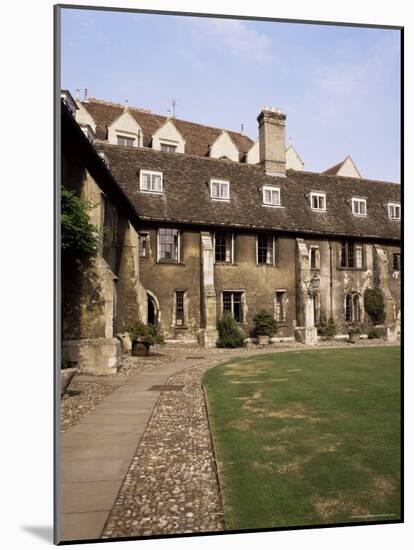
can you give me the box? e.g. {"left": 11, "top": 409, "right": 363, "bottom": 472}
{"left": 348, "top": 323, "right": 361, "bottom": 336}
{"left": 368, "top": 328, "right": 380, "bottom": 339}
{"left": 129, "top": 322, "right": 165, "bottom": 346}
{"left": 364, "top": 288, "right": 385, "bottom": 325}
{"left": 318, "top": 315, "right": 336, "bottom": 338}
{"left": 253, "top": 310, "right": 277, "bottom": 337}
{"left": 61, "top": 186, "right": 99, "bottom": 259}
{"left": 217, "top": 314, "right": 246, "bottom": 348}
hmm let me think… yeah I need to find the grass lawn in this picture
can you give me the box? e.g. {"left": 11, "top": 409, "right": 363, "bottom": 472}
{"left": 203, "top": 347, "right": 401, "bottom": 530}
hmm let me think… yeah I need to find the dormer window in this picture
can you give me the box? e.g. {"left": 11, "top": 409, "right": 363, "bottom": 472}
{"left": 310, "top": 192, "right": 326, "bottom": 211}
{"left": 117, "top": 134, "right": 135, "bottom": 147}
{"left": 211, "top": 179, "right": 230, "bottom": 200}
{"left": 352, "top": 198, "right": 367, "bottom": 216}
{"left": 388, "top": 202, "right": 401, "bottom": 220}
{"left": 262, "top": 186, "right": 280, "bottom": 206}
{"left": 140, "top": 170, "right": 163, "bottom": 193}
{"left": 160, "top": 143, "right": 177, "bottom": 153}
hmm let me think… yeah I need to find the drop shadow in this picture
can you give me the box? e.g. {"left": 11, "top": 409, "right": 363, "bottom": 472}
{"left": 21, "top": 525, "right": 53, "bottom": 543}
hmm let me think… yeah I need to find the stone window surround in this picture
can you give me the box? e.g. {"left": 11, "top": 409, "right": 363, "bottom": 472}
{"left": 309, "top": 245, "right": 320, "bottom": 270}
{"left": 351, "top": 197, "right": 367, "bottom": 216}
{"left": 220, "top": 289, "right": 247, "bottom": 324}
{"left": 344, "top": 292, "right": 363, "bottom": 323}
{"left": 138, "top": 232, "right": 150, "bottom": 258}
{"left": 116, "top": 131, "right": 139, "bottom": 147}
{"left": 172, "top": 289, "right": 188, "bottom": 328}
{"left": 140, "top": 170, "right": 163, "bottom": 194}
{"left": 157, "top": 227, "right": 181, "bottom": 263}
{"left": 274, "top": 289, "right": 288, "bottom": 323}
{"left": 310, "top": 191, "right": 326, "bottom": 211}
{"left": 338, "top": 241, "right": 365, "bottom": 270}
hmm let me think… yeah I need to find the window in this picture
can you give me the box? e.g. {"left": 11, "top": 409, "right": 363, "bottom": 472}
{"left": 257, "top": 234, "right": 274, "bottom": 265}
{"left": 339, "top": 241, "right": 364, "bottom": 269}
{"left": 345, "top": 293, "right": 361, "bottom": 323}
{"left": 310, "top": 192, "right": 326, "bottom": 211}
{"left": 140, "top": 170, "right": 163, "bottom": 193}
{"left": 215, "top": 231, "right": 233, "bottom": 263}
{"left": 139, "top": 233, "right": 149, "bottom": 258}
{"left": 388, "top": 202, "right": 401, "bottom": 220}
{"left": 393, "top": 253, "right": 401, "bottom": 271}
{"left": 310, "top": 246, "right": 320, "bottom": 270}
{"left": 158, "top": 228, "right": 180, "bottom": 262}
{"left": 175, "top": 291, "right": 185, "bottom": 326}
{"left": 352, "top": 198, "right": 367, "bottom": 216}
{"left": 262, "top": 186, "right": 280, "bottom": 206}
{"left": 117, "top": 135, "right": 135, "bottom": 147}
{"left": 211, "top": 179, "right": 230, "bottom": 200}
{"left": 275, "top": 291, "right": 287, "bottom": 322}
{"left": 222, "top": 291, "right": 243, "bottom": 323}
{"left": 160, "top": 143, "right": 177, "bottom": 153}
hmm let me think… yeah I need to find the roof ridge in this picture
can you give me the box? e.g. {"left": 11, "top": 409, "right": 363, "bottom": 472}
{"left": 85, "top": 98, "right": 254, "bottom": 143}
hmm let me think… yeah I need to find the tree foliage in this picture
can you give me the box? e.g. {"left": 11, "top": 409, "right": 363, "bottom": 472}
{"left": 61, "top": 187, "right": 99, "bottom": 258}
{"left": 364, "top": 288, "right": 385, "bottom": 325}
{"left": 217, "top": 313, "right": 246, "bottom": 348}
{"left": 253, "top": 309, "right": 277, "bottom": 336}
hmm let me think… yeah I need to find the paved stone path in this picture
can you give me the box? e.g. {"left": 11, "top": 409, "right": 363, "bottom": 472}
{"left": 59, "top": 340, "right": 398, "bottom": 542}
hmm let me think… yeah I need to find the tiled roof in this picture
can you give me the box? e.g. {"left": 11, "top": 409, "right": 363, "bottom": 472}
{"left": 82, "top": 99, "right": 254, "bottom": 159}
{"left": 97, "top": 143, "right": 401, "bottom": 242}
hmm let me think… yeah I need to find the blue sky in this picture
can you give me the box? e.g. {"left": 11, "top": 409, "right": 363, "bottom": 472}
{"left": 61, "top": 8, "right": 401, "bottom": 183}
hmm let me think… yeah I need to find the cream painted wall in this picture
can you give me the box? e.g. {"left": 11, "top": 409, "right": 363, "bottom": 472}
{"left": 151, "top": 119, "right": 186, "bottom": 153}
{"left": 337, "top": 157, "right": 361, "bottom": 178}
{"left": 246, "top": 140, "right": 259, "bottom": 164}
{"left": 107, "top": 110, "right": 143, "bottom": 146}
{"left": 75, "top": 100, "right": 97, "bottom": 133}
{"left": 209, "top": 131, "right": 239, "bottom": 161}
{"left": 286, "top": 145, "right": 304, "bottom": 171}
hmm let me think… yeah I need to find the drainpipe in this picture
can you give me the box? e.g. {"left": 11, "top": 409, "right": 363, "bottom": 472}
{"left": 329, "top": 239, "right": 333, "bottom": 318}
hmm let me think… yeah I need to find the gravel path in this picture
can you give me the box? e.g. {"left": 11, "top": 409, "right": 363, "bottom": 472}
{"left": 101, "top": 363, "right": 225, "bottom": 538}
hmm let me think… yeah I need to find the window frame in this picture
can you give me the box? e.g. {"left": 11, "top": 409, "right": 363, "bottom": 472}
{"left": 388, "top": 202, "right": 401, "bottom": 220}
{"left": 160, "top": 142, "right": 177, "bottom": 153}
{"left": 275, "top": 290, "right": 287, "bottom": 323}
{"left": 262, "top": 185, "right": 281, "bottom": 207}
{"left": 138, "top": 232, "right": 150, "bottom": 258}
{"left": 310, "top": 192, "right": 326, "bottom": 211}
{"left": 174, "top": 290, "right": 186, "bottom": 327}
{"left": 140, "top": 170, "right": 164, "bottom": 194}
{"left": 345, "top": 293, "right": 362, "bottom": 323}
{"left": 256, "top": 233, "right": 275, "bottom": 266}
{"left": 392, "top": 252, "right": 401, "bottom": 272}
{"left": 338, "top": 241, "right": 365, "bottom": 270}
{"left": 214, "top": 231, "right": 234, "bottom": 264}
{"left": 157, "top": 227, "right": 181, "bottom": 263}
{"left": 351, "top": 197, "right": 367, "bottom": 216}
{"left": 210, "top": 178, "right": 230, "bottom": 201}
{"left": 221, "top": 290, "right": 245, "bottom": 324}
{"left": 116, "top": 134, "right": 136, "bottom": 147}
{"left": 309, "top": 245, "right": 320, "bottom": 270}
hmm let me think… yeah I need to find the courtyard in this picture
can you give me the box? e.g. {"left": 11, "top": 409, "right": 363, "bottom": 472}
{"left": 60, "top": 341, "right": 400, "bottom": 540}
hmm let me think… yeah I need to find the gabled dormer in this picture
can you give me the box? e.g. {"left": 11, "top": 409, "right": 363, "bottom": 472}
{"left": 151, "top": 119, "right": 186, "bottom": 153}
{"left": 323, "top": 155, "right": 362, "bottom": 178}
{"left": 246, "top": 140, "right": 259, "bottom": 164}
{"left": 75, "top": 99, "right": 97, "bottom": 134}
{"left": 209, "top": 130, "right": 239, "bottom": 162}
{"left": 286, "top": 144, "right": 304, "bottom": 171}
{"left": 107, "top": 108, "right": 143, "bottom": 147}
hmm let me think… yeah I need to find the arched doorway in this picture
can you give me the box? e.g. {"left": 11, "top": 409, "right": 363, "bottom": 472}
{"left": 146, "top": 291, "right": 160, "bottom": 326}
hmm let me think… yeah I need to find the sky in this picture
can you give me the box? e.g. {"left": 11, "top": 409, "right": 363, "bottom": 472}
{"left": 61, "top": 8, "right": 401, "bottom": 183}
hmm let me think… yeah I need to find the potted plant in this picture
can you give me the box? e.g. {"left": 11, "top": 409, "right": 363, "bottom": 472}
{"left": 348, "top": 323, "right": 361, "bottom": 344}
{"left": 61, "top": 353, "right": 78, "bottom": 397}
{"left": 129, "top": 322, "right": 165, "bottom": 356}
{"left": 253, "top": 310, "right": 277, "bottom": 345}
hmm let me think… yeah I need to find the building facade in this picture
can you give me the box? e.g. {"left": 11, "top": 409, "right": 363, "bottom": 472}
{"left": 61, "top": 92, "right": 401, "bottom": 369}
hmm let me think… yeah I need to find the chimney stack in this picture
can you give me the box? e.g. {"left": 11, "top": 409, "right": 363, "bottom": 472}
{"left": 257, "top": 106, "right": 286, "bottom": 176}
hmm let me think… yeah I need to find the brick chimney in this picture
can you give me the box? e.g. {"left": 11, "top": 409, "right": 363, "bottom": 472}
{"left": 257, "top": 106, "right": 286, "bottom": 175}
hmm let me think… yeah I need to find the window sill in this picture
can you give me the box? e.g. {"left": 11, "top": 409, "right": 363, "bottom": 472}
{"left": 157, "top": 260, "right": 185, "bottom": 266}
{"left": 337, "top": 267, "right": 366, "bottom": 271}
{"left": 215, "top": 262, "right": 236, "bottom": 266}
{"left": 175, "top": 325, "right": 188, "bottom": 330}
{"left": 256, "top": 263, "right": 277, "bottom": 268}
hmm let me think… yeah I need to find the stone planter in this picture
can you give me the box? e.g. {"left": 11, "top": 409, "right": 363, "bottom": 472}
{"left": 258, "top": 335, "right": 270, "bottom": 346}
{"left": 348, "top": 333, "right": 359, "bottom": 344}
{"left": 132, "top": 341, "right": 150, "bottom": 356}
{"left": 61, "top": 368, "right": 78, "bottom": 397}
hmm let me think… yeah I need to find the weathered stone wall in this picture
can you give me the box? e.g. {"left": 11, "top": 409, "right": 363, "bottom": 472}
{"left": 138, "top": 227, "right": 202, "bottom": 341}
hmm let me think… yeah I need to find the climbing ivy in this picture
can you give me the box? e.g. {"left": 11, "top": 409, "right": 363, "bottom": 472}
{"left": 61, "top": 187, "right": 99, "bottom": 258}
